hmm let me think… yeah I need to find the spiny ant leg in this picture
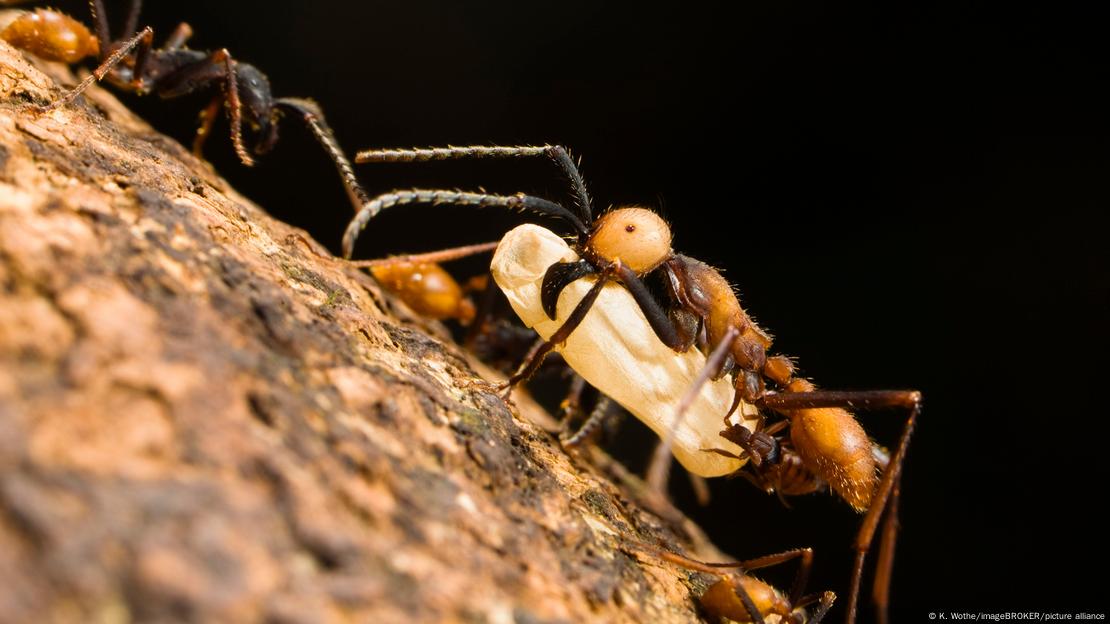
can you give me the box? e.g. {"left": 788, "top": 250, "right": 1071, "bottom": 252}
{"left": 355, "top": 144, "right": 594, "bottom": 228}
{"left": 37, "top": 26, "right": 152, "bottom": 113}
{"left": 557, "top": 374, "right": 588, "bottom": 434}
{"left": 613, "top": 262, "right": 695, "bottom": 352}
{"left": 499, "top": 264, "right": 617, "bottom": 395}
{"left": 193, "top": 94, "right": 223, "bottom": 158}
{"left": 347, "top": 241, "right": 500, "bottom": 270}
{"left": 562, "top": 394, "right": 615, "bottom": 448}
{"left": 343, "top": 189, "right": 583, "bottom": 259}
{"left": 213, "top": 49, "right": 253, "bottom": 166}
{"left": 645, "top": 326, "right": 740, "bottom": 497}
{"left": 274, "top": 98, "right": 371, "bottom": 215}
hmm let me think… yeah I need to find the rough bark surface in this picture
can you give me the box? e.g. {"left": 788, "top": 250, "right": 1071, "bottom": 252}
{"left": 0, "top": 41, "right": 732, "bottom": 624}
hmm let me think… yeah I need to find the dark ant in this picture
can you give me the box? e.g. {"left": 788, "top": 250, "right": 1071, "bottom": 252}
{"left": 2, "top": 1, "right": 371, "bottom": 215}
{"left": 342, "top": 144, "right": 921, "bottom": 624}
{"left": 633, "top": 541, "right": 836, "bottom": 623}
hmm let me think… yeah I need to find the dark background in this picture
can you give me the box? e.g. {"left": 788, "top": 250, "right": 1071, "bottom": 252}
{"left": 41, "top": 1, "right": 1110, "bottom": 620}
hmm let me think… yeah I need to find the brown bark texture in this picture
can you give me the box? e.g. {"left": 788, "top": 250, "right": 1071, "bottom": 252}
{"left": 0, "top": 40, "right": 739, "bottom": 624}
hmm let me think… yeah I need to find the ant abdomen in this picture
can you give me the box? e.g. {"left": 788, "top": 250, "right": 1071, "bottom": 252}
{"left": 783, "top": 379, "right": 877, "bottom": 512}
{"left": 1, "top": 9, "right": 98, "bottom": 64}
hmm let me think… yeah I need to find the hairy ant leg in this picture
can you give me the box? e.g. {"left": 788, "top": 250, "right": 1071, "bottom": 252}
{"left": 37, "top": 25, "right": 151, "bottom": 112}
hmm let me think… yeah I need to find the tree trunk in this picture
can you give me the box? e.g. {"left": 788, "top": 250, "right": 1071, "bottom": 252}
{"left": 0, "top": 40, "right": 734, "bottom": 623}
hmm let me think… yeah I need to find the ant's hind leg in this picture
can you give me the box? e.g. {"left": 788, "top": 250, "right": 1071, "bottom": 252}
{"left": 759, "top": 388, "right": 920, "bottom": 624}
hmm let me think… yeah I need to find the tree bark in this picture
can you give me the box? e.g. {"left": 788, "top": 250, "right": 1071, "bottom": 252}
{"left": 0, "top": 40, "right": 734, "bottom": 623}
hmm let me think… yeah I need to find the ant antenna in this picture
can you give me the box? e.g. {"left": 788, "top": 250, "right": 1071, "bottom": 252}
{"left": 355, "top": 145, "right": 594, "bottom": 227}
{"left": 342, "top": 189, "right": 588, "bottom": 259}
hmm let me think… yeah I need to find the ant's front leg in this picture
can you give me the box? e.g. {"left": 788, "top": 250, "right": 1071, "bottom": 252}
{"left": 37, "top": 26, "right": 153, "bottom": 113}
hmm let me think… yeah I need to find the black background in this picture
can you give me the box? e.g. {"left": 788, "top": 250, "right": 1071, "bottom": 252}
{"left": 37, "top": 1, "right": 1110, "bottom": 620}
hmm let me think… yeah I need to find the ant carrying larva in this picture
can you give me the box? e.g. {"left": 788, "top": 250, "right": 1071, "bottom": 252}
{"left": 343, "top": 144, "right": 921, "bottom": 624}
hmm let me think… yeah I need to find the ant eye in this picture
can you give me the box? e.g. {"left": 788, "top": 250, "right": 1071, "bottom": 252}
{"left": 625, "top": 224, "right": 636, "bottom": 233}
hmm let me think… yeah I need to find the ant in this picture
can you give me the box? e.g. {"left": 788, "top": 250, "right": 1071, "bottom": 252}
{"left": 2, "top": 1, "right": 372, "bottom": 215}
{"left": 632, "top": 540, "right": 836, "bottom": 623}
{"left": 343, "top": 144, "right": 921, "bottom": 624}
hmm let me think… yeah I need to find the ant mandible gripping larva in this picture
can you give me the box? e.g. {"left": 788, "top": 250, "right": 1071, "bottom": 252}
{"left": 1, "top": 1, "right": 372, "bottom": 215}
{"left": 343, "top": 145, "right": 921, "bottom": 624}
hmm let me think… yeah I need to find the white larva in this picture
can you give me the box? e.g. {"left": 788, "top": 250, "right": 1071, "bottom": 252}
{"left": 490, "top": 224, "right": 758, "bottom": 477}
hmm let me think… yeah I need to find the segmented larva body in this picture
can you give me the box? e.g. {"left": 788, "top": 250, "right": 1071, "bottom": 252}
{"left": 491, "top": 224, "right": 758, "bottom": 477}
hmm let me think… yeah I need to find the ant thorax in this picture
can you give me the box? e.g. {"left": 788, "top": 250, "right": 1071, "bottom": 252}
{"left": 491, "top": 223, "right": 761, "bottom": 477}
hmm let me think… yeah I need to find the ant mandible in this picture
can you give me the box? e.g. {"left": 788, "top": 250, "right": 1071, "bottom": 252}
{"left": 1, "top": 1, "right": 372, "bottom": 215}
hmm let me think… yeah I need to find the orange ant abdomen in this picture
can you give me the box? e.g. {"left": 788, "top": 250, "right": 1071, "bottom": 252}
{"left": 784, "top": 379, "right": 877, "bottom": 512}
{"left": 1, "top": 9, "right": 98, "bottom": 64}
{"left": 368, "top": 261, "right": 476, "bottom": 323}
{"left": 701, "top": 575, "right": 792, "bottom": 622}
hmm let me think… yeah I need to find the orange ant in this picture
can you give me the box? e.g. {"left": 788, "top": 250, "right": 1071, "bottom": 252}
{"left": 1, "top": 1, "right": 372, "bottom": 214}
{"left": 343, "top": 145, "right": 920, "bottom": 623}
{"left": 633, "top": 541, "right": 836, "bottom": 623}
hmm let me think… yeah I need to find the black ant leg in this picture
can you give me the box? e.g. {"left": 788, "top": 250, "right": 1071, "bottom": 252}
{"left": 872, "top": 467, "right": 901, "bottom": 624}
{"left": 499, "top": 262, "right": 618, "bottom": 393}
{"left": 562, "top": 393, "right": 615, "bottom": 448}
{"left": 163, "top": 22, "right": 194, "bottom": 51}
{"left": 193, "top": 94, "right": 223, "bottom": 158}
{"left": 88, "top": 0, "right": 111, "bottom": 57}
{"left": 759, "top": 389, "right": 919, "bottom": 624}
{"left": 343, "top": 190, "right": 585, "bottom": 259}
{"left": 356, "top": 145, "right": 595, "bottom": 230}
{"left": 272, "top": 98, "right": 371, "bottom": 216}
{"left": 645, "top": 326, "right": 740, "bottom": 496}
{"left": 38, "top": 25, "right": 153, "bottom": 113}
{"left": 120, "top": 0, "right": 142, "bottom": 40}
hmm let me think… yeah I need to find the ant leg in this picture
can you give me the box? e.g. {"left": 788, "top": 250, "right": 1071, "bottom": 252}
{"left": 343, "top": 190, "right": 581, "bottom": 259}
{"left": 557, "top": 374, "right": 587, "bottom": 436}
{"left": 871, "top": 468, "right": 901, "bottom": 624}
{"left": 193, "top": 94, "right": 223, "bottom": 158}
{"left": 500, "top": 263, "right": 618, "bottom": 394}
{"left": 215, "top": 49, "right": 252, "bottom": 166}
{"left": 356, "top": 145, "right": 594, "bottom": 229}
{"left": 272, "top": 98, "right": 370, "bottom": 216}
{"left": 163, "top": 22, "right": 194, "bottom": 51}
{"left": 88, "top": 0, "right": 112, "bottom": 56}
{"left": 120, "top": 0, "right": 143, "bottom": 40}
{"left": 38, "top": 26, "right": 153, "bottom": 113}
{"left": 795, "top": 592, "right": 837, "bottom": 624}
{"left": 562, "top": 394, "right": 616, "bottom": 448}
{"left": 759, "top": 389, "right": 919, "bottom": 624}
{"left": 645, "top": 326, "right": 740, "bottom": 496}
{"left": 347, "top": 242, "right": 500, "bottom": 270}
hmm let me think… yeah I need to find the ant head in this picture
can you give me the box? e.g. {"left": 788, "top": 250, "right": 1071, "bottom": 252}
{"left": 588, "top": 207, "right": 672, "bottom": 274}
{"left": 2, "top": 9, "right": 99, "bottom": 64}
